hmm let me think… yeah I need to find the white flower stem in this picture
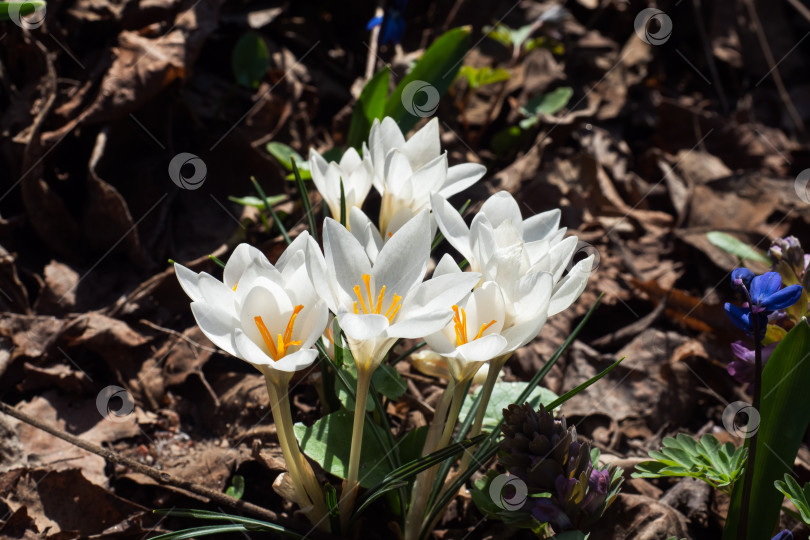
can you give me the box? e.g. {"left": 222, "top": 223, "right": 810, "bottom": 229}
{"left": 457, "top": 353, "right": 508, "bottom": 472}
{"left": 264, "top": 374, "right": 328, "bottom": 527}
{"left": 403, "top": 379, "right": 456, "bottom": 540}
{"left": 437, "top": 380, "right": 467, "bottom": 450}
{"left": 339, "top": 365, "right": 373, "bottom": 528}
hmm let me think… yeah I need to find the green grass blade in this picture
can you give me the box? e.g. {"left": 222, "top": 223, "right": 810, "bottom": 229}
{"left": 723, "top": 320, "right": 810, "bottom": 540}
{"left": 250, "top": 176, "right": 290, "bottom": 245}
{"left": 291, "top": 157, "right": 318, "bottom": 243}
{"left": 544, "top": 357, "right": 624, "bottom": 411}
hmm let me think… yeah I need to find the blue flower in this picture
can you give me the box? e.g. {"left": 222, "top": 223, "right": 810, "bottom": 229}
{"left": 366, "top": 0, "right": 408, "bottom": 45}
{"left": 731, "top": 268, "right": 755, "bottom": 291}
{"left": 724, "top": 269, "right": 802, "bottom": 338}
{"left": 771, "top": 530, "right": 793, "bottom": 540}
{"left": 748, "top": 272, "right": 803, "bottom": 312}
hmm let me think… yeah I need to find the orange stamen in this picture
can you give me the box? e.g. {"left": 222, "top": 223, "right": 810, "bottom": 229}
{"left": 253, "top": 305, "right": 304, "bottom": 361}
{"left": 374, "top": 285, "right": 386, "bottom": 314}
{"left": 255, "top": 316, "right": 279, "bottom": 359}
{"left": 474, "top": 320, "right": 497, "bottom": 340}
{"left": 232, "top": 283, "right": 238, "bottom": 291}
{"left": 452, "top": 305, "right": 497, "bottom": 346}
{"left": 385, "top": 294, "right": 402, "bottom": 322}
{"left": 354, "top": 285, "right": 369, "bottom": 314}
{"left": 353, "top": 274, "right": 401, "bottom": 322}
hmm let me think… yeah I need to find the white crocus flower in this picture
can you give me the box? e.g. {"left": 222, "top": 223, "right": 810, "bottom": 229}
{"left": 432, "top": 191, "right": 594, "bottom": 474}
{"left": 309, "top": 147, "right": 373, "bottom": 226}
{"left": 174, "top": 235, "right": 329, "bottom": 528}
{"left": 306, "top": 211, "right": 480, "bottom": 521}
{"left": 431, "top": 190, "right": 593, "bottom": 317}
{"left": 424, "top": 280, "right": 508, "bottom": 384}
{"left": 308, "top": 211, "right": 481, "bottom": 372}
{"left": 364, "top": 117, "right": 486, "bottom": 236}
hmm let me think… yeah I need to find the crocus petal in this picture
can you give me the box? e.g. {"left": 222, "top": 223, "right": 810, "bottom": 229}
{"left": 760, "top": 284, "right": 803, "bottom": 311}
{"left": 548, "top": 255, "right": 593, "bottom": 316}
{"left": 175, "top": 263, "right": 204, "bottom": 302}
{"left": 198, "top": 273, "right": 239, "bottom": 316}
{"left": 433, "top": 253, "right": 463, "bottom": 277}
{"left": 502, "top": 314, "right": 548, "bottom": 352}
{"left": 224, "top": 243, "right": 269, "bottom": 289}
{"left": 190, "top": 302, "right": 239, "bottom": 357}
{"left": 424, "top": 329, "right": 456, "bottom": 355}
{"left": 274, "top": 348, "right": 320, "bottom": 373}
{"left": 439, "top": 163, "right": 487, "bottom": 199}
{"left": 431, "top": 193, "right": 474, "bottom": 262}
{"left": 402, "top": 117, "right": 440, "bottom": 169}
{"left": 523, "top": 208, "right": 561, "bottom": 243}
{"left": 340, "top": 146, "right": 363, "bottom": 170}
{"left": 478, "top": 191, "right": 524, "bottom": 232}
{"left": 454, "top": 334, "right": 508, "bottom": 363}
{"left": 323, "top": 218, "right": 373, "bottom": 302}
{"left": 386, "top": 312, "right": 454, "bottom": 339}
{"left": 275, "top": 231, "right": 311, "bottom": 273}
{"left": 305, "top": 237, "right": 338, "bottom": 313}
{"left": 397, "top": 272, "right": 482, "bottom": 326}
{"left": 349, "top": 206, "right": 385, "bottom": 263}
{"left": 338, "top": 312, "right": 390, "bottom": 341}
{"left": 234, "top": 327, "right": 275, "bottom": 366}
{"left": 373, "top": 210, "right": 430, "bottom": 297}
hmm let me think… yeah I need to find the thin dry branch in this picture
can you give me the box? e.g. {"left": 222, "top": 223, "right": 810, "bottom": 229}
{"left": 0, "top": 400, "right": 330, "bottom": 539}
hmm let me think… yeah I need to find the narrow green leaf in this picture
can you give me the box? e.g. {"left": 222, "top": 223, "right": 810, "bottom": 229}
{"left": 347, "top": 67, "right": 391, "bottom": 148}
{"left": 724, "top": 320, "right": 810, "bottom": 540}
{"left": 208, "top": 254, "right": 226, "bottom": 268}
{"left": 339, "top": 178, "right": 347, "bottom": 227}
{"left": 150, "top": 524, "right": 251, "bottom": 540}
{"left": 355, "top": 434, "right": 486, "bottom": 516}
{"left": 706, "top": 231, "right": 770, "bottom": 263}
{"left": 0, "top": 1, "right": 45, "bottom": 22}
{"left": 291, "top": 157, "right": 318, "bottom": 243}
{"left": 228, "top": 194, "right": 287, "bottom": 209}
{"left": 384, "top": 27, "right": 471, "bottom": 133}
{"left": 250, "top": 176, "right": 290, "bottom": 245}
{"left": 458, "top": 381, "right": 558, "bottom": 432}
{"left": 232, "top": 33, "right": 270, "bottom": 89}
{"left": 325, "top": 483, "right": 341, "bottom": 533}
{"left": 545, "top": 357, "right": 624, "bottom": 411}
